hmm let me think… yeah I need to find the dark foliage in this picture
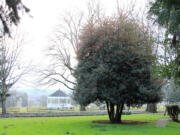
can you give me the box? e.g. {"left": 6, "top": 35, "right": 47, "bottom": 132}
{"left": 0, "top": 0, "right": 29, "bottom": 35}
{"left": 148, "top": 0, "right": 180, "bottom": 35}
{"left": 165, "top": 104, "right": 180, "bottom": 121}
{"left": 74, "top": 15, "right": 162, "bottom": 123}
{"left": 148, "top": 0, "right": 180, "bottom": 83}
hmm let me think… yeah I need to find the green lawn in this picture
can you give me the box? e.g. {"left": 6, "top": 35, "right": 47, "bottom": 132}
{"left": 0, "top": 114, "right": 179, "bottom": 135}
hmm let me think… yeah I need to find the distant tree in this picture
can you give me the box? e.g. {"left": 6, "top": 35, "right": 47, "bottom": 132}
{"left": 39, "top": 95, "right": 47, "bottom": 107}
{"left": 6, "top": 91, "right": 27, "bottom": 107}
{"left": 146, "top": 103, "right": 157, "bottom": 113}
{"left": 21, "top": 92, "right": 28, "bottom": 107}
{"left": 168, "top": 90, "right": 180, "bottom": 104}
{"left": 74, "top": 12, "right": 162, "bottom": 123}
{"left": 6, "top": 91, "right": 20, "bottom": 107}
{"left": 0, "top": 0, "right": 29, "bottom": 35}
{"left": 41, "top": 0, "right": 102, "bottom": 111}
{"left": 148, "top": 0, "right": 180, "bottom": 83}
{"left": 167, "top": 80, "right": 180, "bottom": 103}
{"left": 146, "top": 26, "right": 165, "bottom": 113}
{"left": 0, "top": 35, "right": 28, "bottom": 116}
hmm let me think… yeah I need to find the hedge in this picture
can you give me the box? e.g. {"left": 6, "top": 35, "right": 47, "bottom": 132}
{"left": 165, "top": 104, "right": 180, "bottom": 121}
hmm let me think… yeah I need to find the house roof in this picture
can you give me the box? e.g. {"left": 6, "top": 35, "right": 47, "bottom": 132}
{"left": 49, "top": 90, "right": 68, "bottom": 97}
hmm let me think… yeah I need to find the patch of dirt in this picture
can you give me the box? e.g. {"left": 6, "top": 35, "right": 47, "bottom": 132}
{"left": 92, "top": 120, "right": 149, "bottom": 125}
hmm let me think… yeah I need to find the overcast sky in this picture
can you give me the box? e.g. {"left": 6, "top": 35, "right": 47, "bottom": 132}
{"left": 13, "top": 0, "right": 148, "bottom": 92}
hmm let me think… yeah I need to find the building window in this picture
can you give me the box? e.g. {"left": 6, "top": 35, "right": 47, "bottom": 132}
{"left": 52, "top": 98, "right": 58, "bottom": 104}
{"left": 60, "top": 99, "right": 66, "bottom": 104}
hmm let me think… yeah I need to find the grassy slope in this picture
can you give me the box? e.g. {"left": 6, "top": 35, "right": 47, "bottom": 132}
{"left": 0, "top": 114, "right": 179, "bottom": 135}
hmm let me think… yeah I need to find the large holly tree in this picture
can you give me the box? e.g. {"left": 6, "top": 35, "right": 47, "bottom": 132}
{"left": 73, "top": 14, "right": 162, "bottom": 123}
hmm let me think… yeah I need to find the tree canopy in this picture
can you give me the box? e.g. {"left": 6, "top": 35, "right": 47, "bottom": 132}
{"left": 148, "top": 0, "right": 180, "bottom": 83}
{"left": 148, "top": 0, "right": 180, "bottom": 36}
{"left": 0, "top": 0, "right": 29, "bottom": 35}
{"left": 73, "top": 14, "right": 162, "bottom": 123}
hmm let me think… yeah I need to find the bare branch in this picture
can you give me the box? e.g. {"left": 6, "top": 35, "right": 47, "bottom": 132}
{"left": 0, "top": 31, "right": 29, "bottom": 104}
{"left": 40, "top": 1, "right": 104, "bottom": 91}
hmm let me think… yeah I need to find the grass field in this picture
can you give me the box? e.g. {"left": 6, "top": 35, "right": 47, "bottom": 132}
{"left": 0, "top": 114, "right": 179, "bottom": 135}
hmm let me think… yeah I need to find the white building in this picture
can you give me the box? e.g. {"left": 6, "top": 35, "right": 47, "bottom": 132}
{"left": 47, "top": 90, "right": 73, "bottom": 109}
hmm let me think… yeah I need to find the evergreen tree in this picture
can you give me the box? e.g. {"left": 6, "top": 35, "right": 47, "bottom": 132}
{"left": 0, "top": 0, "right": 29, "bottom": 35}
{"left": 74, "top": 14, "right": 162, "bottom": 123}
{"left": 148, "top": 0, "right": 180, "bottom": 83}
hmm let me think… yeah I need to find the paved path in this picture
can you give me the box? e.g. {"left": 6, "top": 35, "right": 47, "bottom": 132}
{"left": 156, "top": 118, "right": 180, "bottom": 127}
{"left": 155, "top": 118, "right": 180, "bottom": 127}
{"left": 155, "top": 118, "right": 170, "bottom": 127}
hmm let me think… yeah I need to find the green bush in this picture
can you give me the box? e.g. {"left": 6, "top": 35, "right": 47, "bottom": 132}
{"left": 165, "top": 104, "right": 180, "bottom": 121}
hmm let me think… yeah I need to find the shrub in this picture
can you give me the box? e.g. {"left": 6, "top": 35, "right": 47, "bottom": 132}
{"left": 165, "top": 104, "right": 180, "bottom": 121}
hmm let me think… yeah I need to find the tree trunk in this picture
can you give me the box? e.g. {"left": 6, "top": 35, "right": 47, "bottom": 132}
{"left": 1, "top": 81, "right": 7, "bottom": 116}
{"left": 106, "top": 102, "right": 124, "bottom": 123}
{"left": 146, "top": 103, "right": 157, "bottom": 113}
{"left": 80, "top": 104, "right": 86, "bottom": 111}
{"left": 1, "top": 99, "right": 6, "bottom": 116}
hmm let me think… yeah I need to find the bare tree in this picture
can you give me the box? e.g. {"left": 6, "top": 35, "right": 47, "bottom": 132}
{"left": 39, "top": 95, "right": 47, "bottom": 107}
{"left": 0, "top": 33, "right": 28, "bottom": 116}
{"left": 6, "top": 91, "right": 28, "bottom": 107}
{"left": 40, "top": 0, "right": 103, "bottom": 111}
